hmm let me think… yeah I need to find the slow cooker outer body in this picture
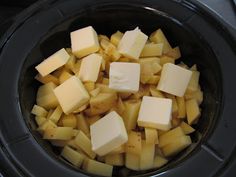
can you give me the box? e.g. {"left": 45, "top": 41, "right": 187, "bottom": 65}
{"left": 0, "top": 0, "right": 235, "bottom": 177}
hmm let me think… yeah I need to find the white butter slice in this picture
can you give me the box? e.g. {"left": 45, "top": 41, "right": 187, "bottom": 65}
{"left": 70, "top": 26, "right": 99, "bottom": 58}
{"left": 78, "top": 53, "right": 102, "bottom": 82}
{"left": 35, "top": 48, "right": 70, "bottom": 77}
{"left": 53, "top": 76, "right": 90, "bottom": 114}
{"left": 118, "top": 27, "right": 148, "bottom": 60}
{"left": 137, "top": 96, "right": 172, "bottom": 131}
{"left": 157, "top": 63, "right": 192, "bottom": 97}
{"left": 90, "top": 111, "right": 128, "bottom": 156}
{"left": 109, "top": 62, "right": 140, "bottom": 92}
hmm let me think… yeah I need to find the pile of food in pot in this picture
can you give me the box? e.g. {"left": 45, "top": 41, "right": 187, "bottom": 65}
{"left": 31, "top": 26, "right": 203, "bottom": 176}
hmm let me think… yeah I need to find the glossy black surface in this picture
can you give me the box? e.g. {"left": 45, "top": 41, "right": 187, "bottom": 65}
{"left": 0, "top": 0, "right": 235, "bottom": 177}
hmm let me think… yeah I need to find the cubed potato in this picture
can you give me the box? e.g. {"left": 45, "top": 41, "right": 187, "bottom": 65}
{"left": 186, "top": 71, "right": 200, "bottom": 93}
{"left": 74, "top": 130, "right": 96, "bottom": 159}
{"left": 180, "top": 121, "right": 195, "bottom": 134}
{"left": 185, "top": 87, "right": 203, "bottom": 105}
{"left": 86, "top": 115, "right": 101, "bottom": 126}
{"left": 43, "top": 127, "right": 73, "bottom": 140}
{"left": 48, "top": 106, "right": 63, "bottom": 124}
{"left": 108, "top": 144, "right": 125, "bottom": 155}
{"left": 171, "top": 117, "right": 182, "bottom": 128}
{"left": 162, "top": 135, "right": 192, "bottom": 157}
{"left": 130, "top": 85, "right": 150, "bottom": 99}
{"left": 71, "top": 60, "right": 82, "bottom": 74}
{"left": 84, "top": 82, "right": 95, "bottom": 92}
{"left": 65, "top": 55, "right": 76, "bottom": 72}
{"left": 76, "top": 114, "right": 90, "bottom": 136}
{"left": 46, "top": 109, "right": 54, "bottom": 119}
{"left": 160, "top": 56, "right": 175, "bottom": 66}
{"left": 105, "top": 153, "right": 124, "bottom": 166}
{"left": 100, "top": 39, "right": 121, "bottom": 61}
{"left": 72, "top": 129, "right": 79, "bottom": 137}
{"left": 97, "top": 155, "right": 106, "bottom": 163}
{"left": 126, "top": 131, "right": 142, "bottom": 155}
{"left": 145, "top": 128, "right": 158, "bottom": 144}
{"left": 122, "top": 100, "right": 141, "bottom": 132}
{"left": 61, "top": 114, "right": 77, "bottom": 128}
{"left": 178, "top": 62, "right": 189, "bottom": 69}
{"left": 61, "top": 146, "right": 84, "bottom": 167}
{"left": 116, "top": 97, "right": 126, "bottom": 115}
{"left": 149, "top": 86, "right": 165, "bottom": 98}
{"left": 190, "top": 64, "right": 197, "bottom": 71}
{"left": 176, "top": 96, "right": 186, "bottom": 119}
{"left": 90, "top": 92, "right": 118, "bottom": 115}
{"left": 159, "top": 127, "right": 185, "bottom": 148}
{"left": 165, "top": 46, "right": 181, "bottom": 60}
{"left": 98, "top": 34, "right": 110, "bottom": 41}
{"left": 95, "top": 83, "right": 116, "bottom": 94}
{"left": 35, "top": 74, "right": 59, "bottom": 85}
{"left": 165, "top": 94, "right": 178, "bottom": 118}
{"left": 119, "top": 92, "right": 132, "bottom": 100}
{"left": 59, "top": 70, "right": 73, "bottom": 84}
{"left": 118, "top": 57, "right": 130, "bottom": 62}
{"left": 153, "top": 155, "right": 168, "bottom": 168}
{"left": 125, "top": 152, "right": 140, "bottom": 171}
{"left": 186, "top": 99, "right": 201, "bottom": 125}
{"left": 147, "top": 75, "right": 160, "bottom": 85}
{"left": 37, "top": 119, "right": 57, "bottom": 134}
{"left": 140, "top": 140, "right": 155, "bottom": 170}
{"left": 31, "top": 105, "right": 48, "bottom": 117}
{"left": 149, "top": 29, "right": 172, "bottom": 54}
{"left": 72, "top": 103, "right": 89, "bottom": 113}
{"left": 102, "top": 78, "right": 109, "bottom": 85}
{"left": 89, "top": 87, "right": 101, "bottom": 97}
{"left": 65, "top": 48, "right": 72, "bottom": 55}
{"left": 36, "top": 82, "right": 59, "bottom": 109}
{"left": 140, "top": 43, "right": 163, "bottom": 57}
{"left": 35, "top": 116, "right": 46, "bottom": 126}
{"left": 110, "top": 31, "right": 124, "bottom": 46}
{"left": 82, "top": 159, "right": 113, "bottom": 177}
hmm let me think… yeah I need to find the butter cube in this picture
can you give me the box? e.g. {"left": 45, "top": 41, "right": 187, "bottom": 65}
{"left": 70, "top": 26, "right": 99, "bottom": 58}
{"left": 157, "top": 63, "right": 192, "bottom": 97}
{"left": 90, "top": 111, "right": 128, "bottom": 156}
{"left": 138, "top": 96, "right": 172, "bottom": 130}
{"left": 35, "top": 48, "right": 70, "bottom": 77}
{"left": 118, "top": 27, "right": 148, "bottom": 59}
{"left": 53, "top": 76, "right": 90, "bottom": 114}
{"left": 78, "top": 54, "right": 102, "bottom": 82}
{"left": 109, "top": 62, "right": 140, "bottom": 92}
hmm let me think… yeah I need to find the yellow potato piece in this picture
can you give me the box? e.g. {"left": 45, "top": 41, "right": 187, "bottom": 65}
{"left": 149, "top": 86, "right": 165, "bottom": 98}
{"left": 180, "top": 121, "right": 195, "bottom": 134}
{"left": 95, "top": 83, "right": 116, "bottom": 94}
{"left": 107, "top": 144, "right": 125, "bottom": 155}
{"left": 186, "top": 71, "right": 200, "bottom": 94}
{"left": 159, "top": 127, "right": 185, "bottom": 148}
{"left": 82, "top": 158, "right": 113, "bottom": 177}
{"left": 105, "top": 153, "right": 124, "bottom": 166}
{"left": 31, "top": 105, "right": 48, "bottom": 117}
{"left": 76, "top": 114, "right": 90, "bottom": 136}
{"left": 186, "top": 99, "right": 201, "bottom": 125}
{"left": 153, "top": 155, "right": 168, "bottom": 168}
{"left": 149, "top": 29, "right": 172, "bottom": 54}
{"left": 110, "top": 31, "right": 124, "bottom": 46}
{"left": 35, "top": 116, "right": 46, "bottom": 126}
{"left": 98, "top": 34, "right": 110, "bottom": 42}
{"left": 61, "top": 146, "right": 84, "bottom": 167}
{"left": 145, "top": 128, "right": 158, "bottom": 144}
{"left": 65, "top": 55, "right": 76, "bottom": 72}
{"left": 122, "top": 100, "right": 141, "bottom": 132}
{"left": 140, "top": 43, "right": 163, "bottom": 57}
{"left": 160, "top": 55, "right": 175, "bottom": 66}
{"left": 126, "top": 131, "right": 142, "bottom": 155}
{"left": 35, "top": 74, "right": 59, "bottom": 85}
{"left": 176, "top": 96, "right": 186, "bottom": 118}
{"left": 162, "top": 135, "right": 192, "bottom": 157}
{"left": 61, "top": 114, "right": 77, "bottom": 128}
{"left": 185, "top": 87, "right": 203, "bottom": 105}
{"left": 48, "top": 106, "right": 63, "bottom": 124}
{"left": 72, "top": 103, "right": 89, "bottom": 114}
{"left": 43, "top": 127, "right": 73, "bottom": 140}
{"left": 74, "top": 130, "right": 96, "bottom": 159}
{"left": 59, "top": 70, "right": 73, "bottom": 84}
{"left": 171, "top": 117, "right": 182, "bottom": 128}
{"left": 165, "top": 94, "right": 178, "bottom": 118}
{"left": 125, "top": 152, "right": 140, "bottom": 171}
{"left": 102, "top": 78, "right": 109, "bottom": 85}
{"left": 71, "top": 60, "right": 82, "bottom": 74}
{"left": 89, "top": 87, "right": 101, "bottom": 97}
{"left": 140, "top": 140, "right": 155, "bottom": 170}
{"left": 84, "top": 82, "right": 95, "bottom": 92}
{"left": 37, "top": 119, "right": 57, "bottom": 134}
{"left": 165, "top": 46, "right": 181, "bottom": 60}
{"left": 86, "top": 115, "right": 101, "bottom": 126}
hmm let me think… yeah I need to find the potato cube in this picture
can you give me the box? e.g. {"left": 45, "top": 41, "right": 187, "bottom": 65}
{"left": 186, "top": 71, "right": 200, "bottom": 93}
{"left": 48, "top": 106, "right": 63, "bottom": 124}
{"left": 110, "top": 31, "right": 124, "bottom": 46}
{"left": 184, "top": 88, "right": 203, "bottom": 105}
{"left": 59, "top": 70, "right": 72, "bottom": 84}
{"left": 72, "top": 103, "right": 89, "bottom": 114}
{"left": 74, "top": 130, "right": 96, "bottom": 159}
{"left": 176, "top": 96, "right": 186, "bottom": 118}
{"left": 37, "top": 119, "right": 57, "bottom": 134}
{"left": 35, "top": 116, "right": 46, "bottom": 126}
{"left": 165, "top": 94, "right": 178, "bottom": 118}
{"left": 61, "top": 114, "right": 77, "bottom": 128}
{"left": 71, "top": 60, "right": 82, "bottom": 74}
{"left": 35, "top": 74, "right": 59, "bottom": 85}
{"left": 83, "top": 82, "right": 95, "bottom": 92}
{"left": 159, "top": 127, "right": 185, "bottom": 148}
{"left": 160, "top": 56, "right": 175, "bottom": 66}
{"left": 54, "top": 76, "right": 90, "bottom": 114}
{"left": 125, "top": 152, "right": 140, "bottom": 171}
{"left": 61, "top": 146, "right": 84, "bottom": 167}
{"left": 153, "top": 155, "right": 168, "bottom": 168}
{"left": 65, "top": 55, "right": 76, "bottom": 72}
{"left": 108, "top": 144, "right": 125, "bottom": 155}
{"left": 76, "top": 114, "right": 90, "bottom": 136}
{"left": 130, "top": 84, "right": 150, "bottom": 99}
{"left": 180, "top": 121, "right": 195, "bottom": 134}
{"left": 122, "top": 100, "right": 141, "bottom": 132}
{"left": 140, "top": 140, "right": 155, "bottom": 170}
{"left": 149, "top": 86, "right": 165, "bottom": 98}
{"left": 82, "top": 159, "right": 113, "bottom": 177}
{"left": 162, "top": 135, "right": 192, "bottom": 157}
{"left": 126, "top": 131, "right": 142, "bottom": 155}
{"left": 31, "top": 105, "right": 48, "bottom": 117}
{"left": 140, "top": 43, "right": 163, "bottom": 57}
{"left": 95, "top": 83, "right": 116, "bottom": 94}
{"left": 186, "top": 99, "right": 201, "bottom": 125}
{"left": 89, "top": 87, "right": 101, "bottom": 97}
{"left": 171, "top": 117, "right": 182, "bottom": 128}
{"left": 105, "top": 153, "right": 124, "bottom": 166}
{"left": 165, "top": 46, "right": 181, "bottom": 60}
{"left": 145, "top": 128, "right": 158, "bottom": 144}
{"left": 43, "top": 127, "right": 73, "bottom": 140}
{"left": 149, "top": 29, "right": 172, "bottom": 54}
{"left": 86, "top": 115, "right": 100, "bottom": 126}
{"left": 36, "top": 82, "right": 59, "bottom": 109}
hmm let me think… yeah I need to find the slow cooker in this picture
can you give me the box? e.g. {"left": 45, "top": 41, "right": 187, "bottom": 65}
{"left": 0, "top": 0, "right": 236, "bottom": 176}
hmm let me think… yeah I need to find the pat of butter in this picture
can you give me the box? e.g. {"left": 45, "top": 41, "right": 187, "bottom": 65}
{"left": 35, "top": 48, "right": 70, "bottom": 77}
{"left": 137, "top": 96, "right": 172, "bottom": 131}
{"left": 157, "top": 63, "right": 192, "bottom": 97}
{"left": 109, "top": 62, "right": 140, "bottom": 92}
{"left": 70, "top": 26, "right": 99, "bottom": 58}
{"left": 78, "top": 53, "right": 102, "bottom": 82}
{"left": 90, "top": 111, "right": 128, "bottom": 156}
{"left": 118, "top": 27, "right": 148, "bottom": 60}
{"left": 53, "top": 76, "right": 90, "bottom": 114}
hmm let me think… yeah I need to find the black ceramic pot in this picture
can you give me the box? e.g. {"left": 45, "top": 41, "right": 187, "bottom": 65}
{"left": 0, "top": 0, "right": 236, "bottom": 177}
